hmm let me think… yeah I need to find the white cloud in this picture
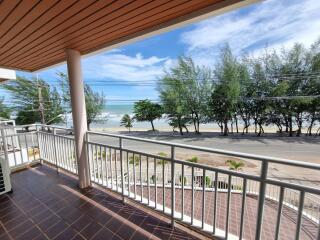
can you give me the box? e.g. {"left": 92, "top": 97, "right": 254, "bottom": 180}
{"left": 180, "top": 0, "right": 320, "bottom": 66}
{"left": 82, "top": 52, "right": 172, "bottom": 82}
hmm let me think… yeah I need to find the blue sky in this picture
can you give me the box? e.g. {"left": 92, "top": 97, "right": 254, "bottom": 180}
{"left": 4, "top": 0, "right": 320, "bottom": 104}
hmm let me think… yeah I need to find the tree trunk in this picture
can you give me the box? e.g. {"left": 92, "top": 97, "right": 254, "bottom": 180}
{"left": 230, "top": 120, "right": 234, "bottom": 134}
{"left": 288, "top": 116, "right": 293, "bottom": 137}
{"left": 307, "top": 118, "right": 315, "bottom": 136}
{"left": 284, "top": 118, "right": 289, "bottom": 133}
{"left": 178, "top": 118, "right": 183, "bottom": 135}
{"left": 193, "top": 118, "right": 197, "bottom": 133}
{"left": 223, "top": 119, "right": 228, "bottom": 136}
{"left": 276, "top": 123, "right": 282, "bottom": 133}
{"left": 218, "top": 122, "right": 223, "bottom": 135}
{"left": 296, "top": 114, "right": 302, "bottom": 137}
{"left": 254, "top": 118, "right": 257, "bottom": 133}
{"left": 235, "top": 117, "right": 239, "bottom": 133}
{"left": 151, "top": 120, "right": 155, "bottom": 131}
{"left": 257, "top": 123, "right": 263, "bottom": 136}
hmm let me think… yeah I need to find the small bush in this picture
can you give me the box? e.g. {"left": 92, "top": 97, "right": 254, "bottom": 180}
{"left": 151, "top": 175, "right": 157, "bottom": 183}
{"left": 157, "top": 152, "right": 169, "bottom": 165}
{"left": 187, "top": 156, "right": 198, "bottom": 163}
{"left": 205, "top": 176, "right": 211, "bottom": 187}
{"left": 129, "top": 155, "right": 140, "bottom": 166}
{"left": 226, "top": 160, "right": 245, "bottom": 171}
{"left": 179, "top": 175, "right": 187, "bottom": 185}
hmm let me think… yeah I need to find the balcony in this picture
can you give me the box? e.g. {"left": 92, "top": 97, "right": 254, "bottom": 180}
{"left": 1, "top": 124, "right": 319, "bottom": 240}
{"left": 0, "top": 164, "right": 201, "bottom": 240}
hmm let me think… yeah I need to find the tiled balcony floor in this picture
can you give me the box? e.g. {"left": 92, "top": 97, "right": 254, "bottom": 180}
{"left": 0, "top": 166, "right": 201, "bottom": 240}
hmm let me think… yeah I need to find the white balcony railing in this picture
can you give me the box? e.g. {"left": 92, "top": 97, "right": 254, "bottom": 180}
{"left": 1, "top": 124, "right": 320, "bottom": 240}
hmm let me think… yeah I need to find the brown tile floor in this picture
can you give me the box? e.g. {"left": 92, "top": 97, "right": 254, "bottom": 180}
{"left": 0, "top": 166, "right": 200, "bottom": 240}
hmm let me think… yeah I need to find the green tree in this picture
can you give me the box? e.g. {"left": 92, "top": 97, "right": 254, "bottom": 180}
{"left": 305, "top": 39, "right": 320, "bottom": 135}
{"left": 0, "top": 98, "right": 11, "bottom": 119}
{"left": 172, "top": 57, "right": 212, "bottom": 133}
{"left": 57, "top": 72, "right": 105, "bottom": 130}
{"left": 236, "top": 56, "right": 254, "bottom": 134}
{"left": 133, "top": 99, "right": 162, "bottom": 131}
{"left": 158, "top": 76, "right": 190, "bottom": 135}
{"left": 158, "top": 57, "right": 212, "bottom": 134}
{"left": 85, "top": 85, "right": 105, "bottom": 130}
{"left": 2, "top": 76, "right": 64, "bottom": 127}
{"left": 210, "top": 45, "right": 240, "bottom": 135}
{"left": 120, "top": 114, "right": 133, "bottom": 132}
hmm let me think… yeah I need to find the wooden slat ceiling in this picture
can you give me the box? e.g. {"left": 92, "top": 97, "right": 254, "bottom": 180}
{"left": 0, "top": 0, "right": 250, "bottom": 72}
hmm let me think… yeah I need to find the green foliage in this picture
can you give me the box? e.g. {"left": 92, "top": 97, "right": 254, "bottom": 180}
{"left": 57, "top": 72, "right": 105, "bottom": 130}
{"left": 209, "top": 44, "right": 240, "bottom": 136}
{"left": 187, "top": 156, "right": 198, "bottom": 163}
{"left": 85, "top": 85, "right": 105, "bottom": 130}
{"left": 120, "top": 114, "right": 133, "bottom": 132}
{"left": 157, "top": 152, "right": 169, "bottom": 165}
{"left": 158, "top": 152, "right": 167, "bottom": 157}
{"left": 129, "top": 155, "right": 140, "bottom": 166}
{"left": 0, "top": 98, "right": 11, "bottom": 119}
{"left": 226, "top": 160, "right": 245, "bottom": 171}
{"left": 205, "top": 176, "right": 211, "bottom": 187}
{"left": 2, "top": 76, "right": 64, "bottom": 126}
{"left": 158, "top": 56, "right": 212, "bottom": 134}
{"left": 151, "top": 175, "right": 157, "bottom": 183}
{"left": 94, "top": 150, "right": 107, "bottom": 159}
{"left": 157, "top": 159, "right": 169, "bottom": 165}
{"left": 133, "top": 99, "right": 162, "bottom": 131}
{"left": 179, "top": 175, "right": 187, "bottom": 185}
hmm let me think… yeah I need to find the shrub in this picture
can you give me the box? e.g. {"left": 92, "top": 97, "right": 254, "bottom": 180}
{"left": 179, "top": 175, "right": 187, "bottom": 185}
{"left": 129, "top": 155, "right": 140, "bottom": 166}
{"left": 187, "top": 156, "right": 198, "bottom": 163}
{"left": 226, "top": 160, "right": 245, "bottom": 171}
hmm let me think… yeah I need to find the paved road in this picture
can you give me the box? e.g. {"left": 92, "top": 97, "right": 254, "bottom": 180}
{"left": 96, "top": 131, "right": 320, "bottom": 163}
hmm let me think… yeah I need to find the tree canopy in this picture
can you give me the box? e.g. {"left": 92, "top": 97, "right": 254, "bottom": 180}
{"left": 157, "top": 39, "right": 320, "bottom": 136}
{"left": 1, "top": 76, "right": 64, "bottom": 126}
{"left": 120, "top": 114, "right": 134, "bottom": 132}
{"left": 0, "top": 98, "right": 11, "bottom": 120}
{"left": 133, "top": 100, "right": 162, "bottom": 131}
{"left": 158, "top": 56, "right": 212, "bottom": 134}
{"left": 57, "top": 72, "right": 105, "bottom": 130}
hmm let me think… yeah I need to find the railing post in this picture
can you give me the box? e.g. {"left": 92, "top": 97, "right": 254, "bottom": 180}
{"left": 170, "top": 145, "right": 175, "bottom": 227}
{"left": 255, "top": 160, "right": 268, "bottom": 240}
{"left": 85, "top": 132, "right": 90, "bottom": 185}
{"left": 0, "top": 128, "right": 9, "bottom": 169}
{"left": 119, "top": 137, "right": 125, "bottom": 203}
{"left": 53, "top": 127, "right": 59, "bottom": 172}
{"left": 36, "top": 125, "right": 42, "bottom": 164}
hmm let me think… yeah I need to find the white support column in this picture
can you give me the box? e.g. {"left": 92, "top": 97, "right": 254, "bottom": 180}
{"left": 66, "top": 49, "right": 90, "bottom": 188}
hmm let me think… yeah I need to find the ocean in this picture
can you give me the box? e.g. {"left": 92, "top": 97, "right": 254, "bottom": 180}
{"left": 63, "top": 104, "right": 219, "bottom": 131}
{"left": 88, "top": 104, "right": 170, "bottom": 130}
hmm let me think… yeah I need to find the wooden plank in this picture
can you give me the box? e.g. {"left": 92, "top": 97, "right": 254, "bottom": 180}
{"left": 0, "top": 0, "right": 60, "bottom": 48}
{"left": 22, "top": 0, "right": 220, "bottom": 69}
